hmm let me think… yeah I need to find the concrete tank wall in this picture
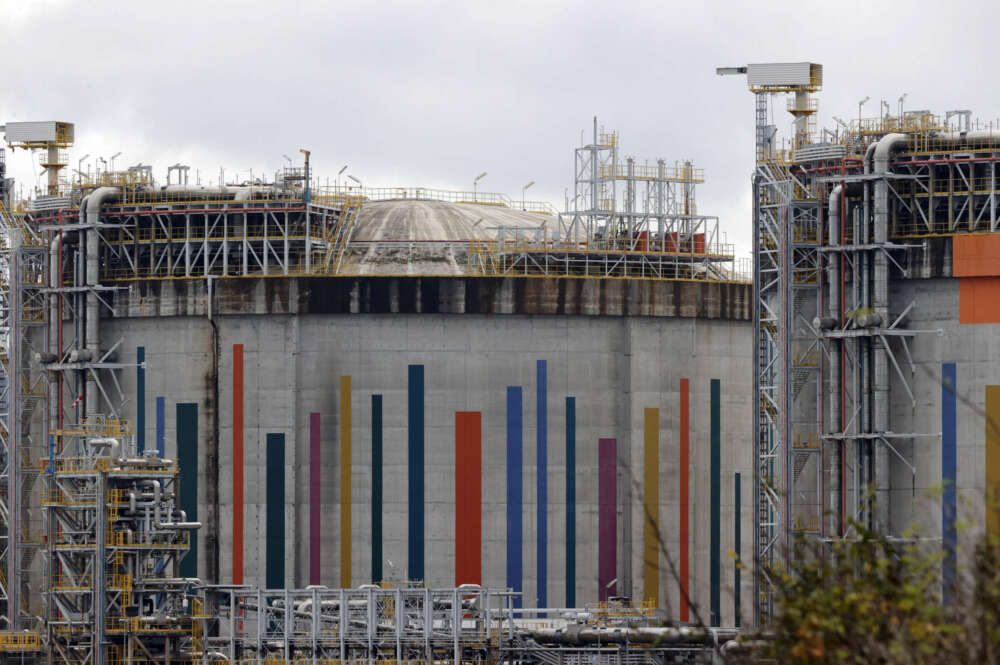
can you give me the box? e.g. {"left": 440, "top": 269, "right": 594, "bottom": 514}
{"left": 100, "top": 275, "right": 753, "bottom": 622}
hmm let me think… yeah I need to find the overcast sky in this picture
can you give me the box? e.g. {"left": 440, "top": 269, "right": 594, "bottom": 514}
{"left": 2, "top": 0, "right": 998, "bottom": 258}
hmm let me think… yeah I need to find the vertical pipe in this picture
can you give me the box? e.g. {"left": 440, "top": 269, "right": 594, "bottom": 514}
{"left": 506, "top": 387, "right": 523, "bottom": 607}
{"left": 679, "top": 378, "right": 690, "bottom": 622}
{"left": 340, "top": 376, "right": 352, "bottom": 587}
{"left": 177, "top": 403, "right": 199, "bottom": 578}
{"left": 565, "top": 396, "right": 576, "bottom": 607}
{"left": 156, "top": 396, "right": 165, "bottom": 458}
{"left": 598, "top": 438, "right": 617, "bottom": 602}
{"left": 266, "top": 433, "right": 285, "bottom": 588}
{"left": 455, "top": 411, "right": 482, "bottom": 585}
{"left": 137, "top": 346, "right": 145, "bottom": 454}
{"left": 642, "top": 408, "right": 660, "bottom": 606}
{"left": 827, "top": 187, "right": 843, "bottom": 537}
{"left": 986, "top": 385, "right": 1000, "bottom": 537}
{"left": 735, "top": 472, "right": 742, "bottom": 627}
{"left": 941, "top": 364, "right": 957, "bottom": 602}
{"left": 371, "top": 395, "right": 383, "bottom": 583}
{"left": 536, "top": 360, "right": 547, "bottom": 608}
{"left": 408, "top": 365, "right": 425, "bottom": 582}
{"left": 233, "top": 344, "right": 244, "bottom": 585}
{"left": 309, "top": 412, "right": 321, "bottom": 585}
{"left": 710, "top": 378, "right": 721, "bottom": 627}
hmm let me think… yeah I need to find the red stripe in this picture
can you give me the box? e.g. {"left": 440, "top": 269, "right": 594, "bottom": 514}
{"left": 233, "top": 344, "right": 244, "bottom": 585}
{"left": 455, "top": 412, "right": 482, "bottom": 585}
{"left": 679, "top": 378, "right": 690, "bottom": 622}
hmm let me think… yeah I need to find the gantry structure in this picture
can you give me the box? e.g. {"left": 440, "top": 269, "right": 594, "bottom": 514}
{"left": 720, "top": 62, "right": 1000, "bottom": 627}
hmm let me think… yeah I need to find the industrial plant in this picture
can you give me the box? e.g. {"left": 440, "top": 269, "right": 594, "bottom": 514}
{"left": 0, "top": 59, "right": 992, "bottom": 664}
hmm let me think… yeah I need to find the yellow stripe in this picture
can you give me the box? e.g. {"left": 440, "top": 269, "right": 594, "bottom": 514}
{"left": 988, "top": 386, "right": 1000, "bottom": 537}
{"left": 341, "top": 375, "right": 352, "bottom": 587}
{"left": 643, "top": 407, "right": 660, "bottom": 605}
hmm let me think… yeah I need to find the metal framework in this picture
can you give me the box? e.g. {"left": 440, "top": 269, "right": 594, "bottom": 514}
{"left": 42, "top": 418, "right": 203, "bottom": 665}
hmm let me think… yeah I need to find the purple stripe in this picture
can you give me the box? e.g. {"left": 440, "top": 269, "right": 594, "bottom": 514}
{"left": 599, "top": 438, "right": 617, "bottom": 601}
{"left": 310, "top": 412, "right": 321, "bottom": 585}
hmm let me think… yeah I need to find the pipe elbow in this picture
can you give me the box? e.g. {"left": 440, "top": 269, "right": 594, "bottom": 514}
{"left": 873, "top": 133, "right": 909, "bottom": 173}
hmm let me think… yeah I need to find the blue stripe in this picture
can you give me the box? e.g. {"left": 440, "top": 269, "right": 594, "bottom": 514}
{"left": 507, "top": 386, "right": 523, "bottom": 608}
{"left": 565, "top": 396, "right": 576, "bottom": 608}
{"left": 137, "top": 346, "right": 145, "bottom": 454}
{"left": 536, "top": 360, "right": 547, "bottom": 608}
{"left": 156, "top": 396, "right": 165, "bottom": 458}
{"left": 408, "top": 365, "right": 424, "bottom": 582}
{"left": 710, "top": 378, "right": 721, "bottom": 626}
{"left": 942, "top": 362, "right": 957, "bottom": 602}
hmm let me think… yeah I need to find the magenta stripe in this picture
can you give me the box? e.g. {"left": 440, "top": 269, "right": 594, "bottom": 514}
{"left": 310, "top": 412, "right": 321, "bottom": 585}
{"left": 598, "top": 438, "right": 617, "bottom": 601}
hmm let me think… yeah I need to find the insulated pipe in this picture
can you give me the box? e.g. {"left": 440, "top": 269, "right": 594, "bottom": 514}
{"left": 826, "top": 186, "right": 843, "bottom": 536}
{"left": 527, "top": 626, "right": 739, "bottom": 646}
{"left": 84, "top": 187, "right": 120, "bottom": 414}
{"left": 872, "top": 133, "right": 909, "bottom": 533}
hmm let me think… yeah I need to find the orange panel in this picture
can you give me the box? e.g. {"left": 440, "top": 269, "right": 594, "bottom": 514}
{"left": 954, "top": 235, "right": 1000, "bottom": 277}
{"left": 960, "top": 277, "right": 1000, "bottom": 324}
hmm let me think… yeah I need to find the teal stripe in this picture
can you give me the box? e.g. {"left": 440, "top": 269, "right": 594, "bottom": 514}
{"left": 372, "top": 394, "right": 383, "bottom": 583}
{"left": 137, "top": 346, "right": 145, "bottom": 454}
{"left": 735, "top": 472, "right": 741, "bottom": 627}
{"left": 177, "top": 403, "right": 198, "bottom": 578}
{"left": 565, "top": 396, "right": 576, "bottom": 607}
{"left": 408, "top": 365, "right": 424, "bottom": 581}
{"left": 710, "top": 379, "right": 720, "bottom": 626}
{"left": 266, "top": 433, "right": 285, "bottom": 588}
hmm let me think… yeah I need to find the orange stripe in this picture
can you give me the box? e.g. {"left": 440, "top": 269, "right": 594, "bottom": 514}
{"left": 455, "top": 412, "right": 482, "bottom": 585}
{"left": 233, "top": 344, "right": 244, "bottom": 585}
{"left": 340, "top": 376, "right": 352, "bottom": 587}
{"left": 954, "top": 235, "right": 1000, "bottom": 277}
{"left": 960, "top": 277, "right": 1000, "bottom": 324}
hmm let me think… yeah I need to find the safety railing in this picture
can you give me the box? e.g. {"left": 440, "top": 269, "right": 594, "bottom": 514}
{"left": 0, "top": 630, "right": 42, "bottom": 651}
{"left": 599, "top": 163, "right": 704, "bottom": 183}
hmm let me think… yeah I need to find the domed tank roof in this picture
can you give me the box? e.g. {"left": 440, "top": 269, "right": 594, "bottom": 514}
{"left": 352, "top": 199, "right": 555, "bottom": 241}
{"left": 342, "top": 199, "right": 557, "bottom": 275}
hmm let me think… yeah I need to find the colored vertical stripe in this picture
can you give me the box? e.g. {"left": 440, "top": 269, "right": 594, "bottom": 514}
{"left": 679, "top": 378, "right": 690, "bottom": 622}
{"left": 942, "top": 364, "right": 957, "bottom": 601}
{"left": 408, "top": 365, "right": 425, "bottom": 581}
{"left": 598, "top": 438, "right": 617, "bottom": 601}
{"left": 643, "top": 408, "right": 660, "bottom": 606}
{"left": 506, "top": 387, "right": 523, "bottom": 607}
{"left": 735, "top": 472, "right": 741, "bottom": 627}
{"left": 987, "top": 385, "right": 1000, "bottom": 536}
{"left": 455, "top": 411, "right": 482, "bottom": 585}
{"left": 177, "top": 403, "right": 198, "bottom": 579}
{"left": 340, "top": 376, "right": 352, "bottom": 587}
{"left": 565, "top": 396, "right": 576, "bottom": 608}
{"left": 155, "top": 397, "right": 165, "bottom": 458}
{"left": 710, "top": 378, "right": 721, "bottom": 626}
{"left": 310, "top": 412, "right": 321, "bottom": 585}
{"left": 136, "top": 346, "right": 145, "bottom": 455}
{"left": 233, "top": 344, "right": 244, "bottom": 585}
{"left": 536, "top": 360, "right": 548, "bottom": 608}
{"left": 372, "top": 395, "right": 383, "bottom": 583}
{"left": 266, "top": 433, "right": 285, "bottom": 589}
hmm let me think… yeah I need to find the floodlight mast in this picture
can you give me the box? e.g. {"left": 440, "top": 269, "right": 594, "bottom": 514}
{"left": 717, "top": 62, "right": 823, "bottom": 629}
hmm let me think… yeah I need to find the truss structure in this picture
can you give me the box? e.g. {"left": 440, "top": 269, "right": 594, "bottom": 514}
{"left": 43, "top": 418, "right": 203, "bottom": 665}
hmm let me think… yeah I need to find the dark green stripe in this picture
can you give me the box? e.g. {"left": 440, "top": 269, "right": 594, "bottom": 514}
{"left": 177, "top": 403, "right": 198, "bottom": 578}
{"left": 735, "top": 472, "right": 741, "bottom": 627}
{"left": 372, "top": 394, "right": 383, "bottom": 583}
{"left": 137, "top": 346, "right": 145, "bottom": 454}
{"left": 566, "top": 396, "right": 576, "bottom": 607}
{"left": 710, "top": 379, "right": 720, "bottom": 626}
{"left": 266, "top": 433, "right": 285, "bottom": 588}
{"left": 408, "top": 365, "right": 424, "bottom": 581}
